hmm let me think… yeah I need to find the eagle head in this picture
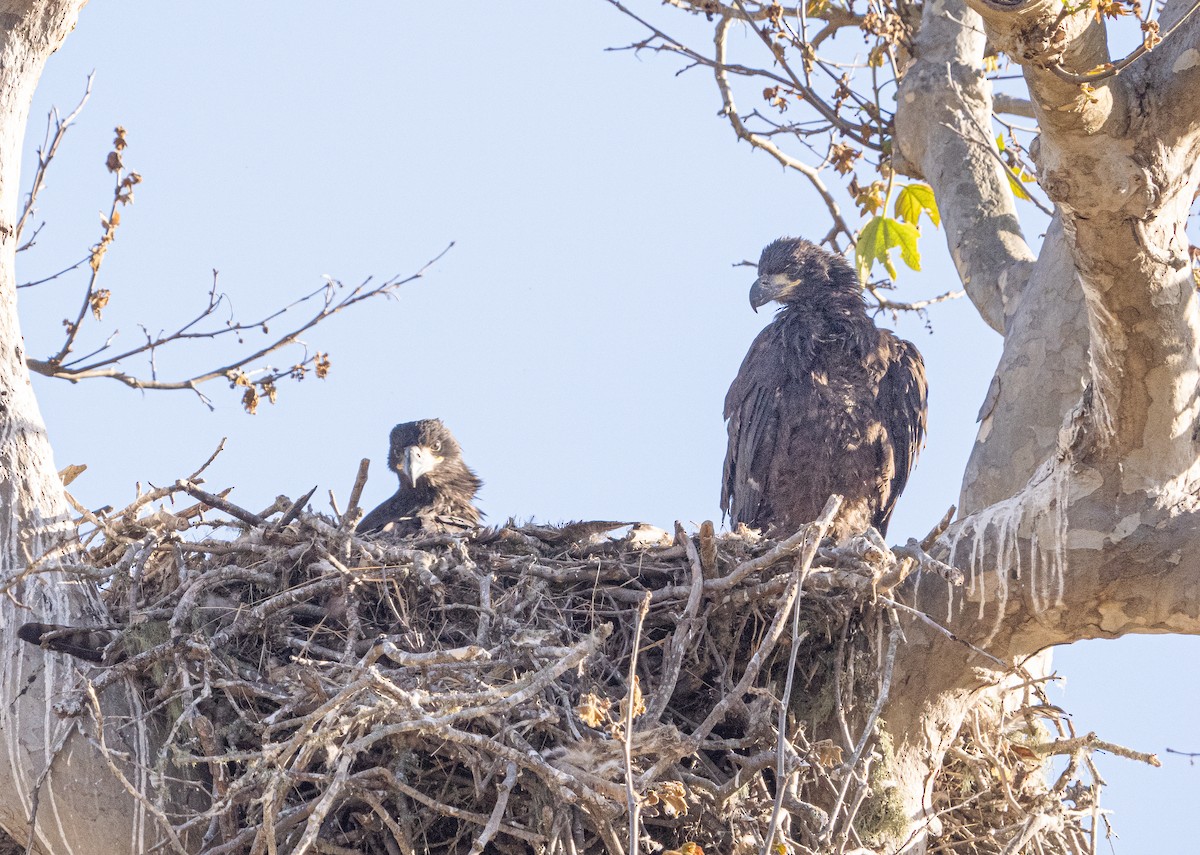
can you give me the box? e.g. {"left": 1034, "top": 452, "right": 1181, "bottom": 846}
{"left": 387, "top": 418, "right": 464, "bottom": 488}
{"left": 749, "top": 237, "right": 859, "bottom": 311}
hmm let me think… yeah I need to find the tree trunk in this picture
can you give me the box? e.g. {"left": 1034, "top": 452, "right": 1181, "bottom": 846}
{"left": 884, "top": 0, "right": 1200, "bottom": 848}
{"left": 0, "top": 4, "right": 168, "bottom": 852}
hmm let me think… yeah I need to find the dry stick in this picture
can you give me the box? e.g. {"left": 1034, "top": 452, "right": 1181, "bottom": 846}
{"left": 436, "top": 724, "right": 619, "bottom": 805}
{"left": 968, "top": 710, "right": 1026, "bottom": 815}
{"left": 176, "top": 479, "right": 264, "bottom": 526}
{"left": 649, "top": 513, "right": 822, "bottom": 604}
{"left": 761, "top": 549, "right": 818, "bottom": 855}
{"left": 202, "top": 804, "right": 315, "bottom": 855}
{"left": 824, "top": 625, "right": 902, "bottom": 847}
{"left": 292, "top": 751, "right": 354, "bottom": 855}
{"left": 639, "top": 495, "right": 842, "bottom": 786}
{"left": 385, "top": 770, "right": 545, "bottom": 844}
{"left": 341, "top": 458, "right": 371, "bottom": 530}
{"left": 831, "top": 620, "right": 857, "bottom": 753}
{"left": 645, "top": 525, "right": 706, "bottom": 722}
{"left": 865, "top": 284, "right": 967, "bottom": 315}
{"left": 82, "top": 683, "right": 189, "bottom": 855}
{"left": 1033, "top": 733, "right": 1160, "bottom": 767}
{"left": 469, "top": 761, "right": 518, "bottom": 855}
{"left": 882, "top": 597, "right": 1009, "bottom": 669}
{"left": 349, "top": 630, "right": 610, "bottom": 748}
{"left": 349, "top": 786, "right": 416, "bottom": 854}
{"left": 22, "top": 717, "right": 82, "bottom": 855}
{"left": 474, "top": 566, "right": 494, "bottom": 646}
{"left": 275, "top": 485, "right": 318, "bottom": 530}
{"left": 624, "top": 593, "right": 651, "bottom": 855}
{"left": 922, "top": 505, "right": 957, "bottom": 551}
{"left": 212, "top": 577, "right": 343, "bottom": 648}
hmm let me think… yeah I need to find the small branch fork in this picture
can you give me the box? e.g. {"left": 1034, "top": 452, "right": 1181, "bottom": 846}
{"left": 14, "top": 80, "right": 452, "bottom": 411}
{"left": 26, "top": 245, "right": 452, "bottom": 410}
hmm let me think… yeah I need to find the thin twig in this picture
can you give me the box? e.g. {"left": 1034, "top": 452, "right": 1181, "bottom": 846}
{"left": 467, "top": 761, "right": 518, "bottom": 855}
{"left": 761, "top": 550, "right": 816, "bottom": 855}
{"left": 624, "top": 593, "right": 651, "bottom": 855}
{"left": 16, "top": 74, "right": 94, "bottom": 244}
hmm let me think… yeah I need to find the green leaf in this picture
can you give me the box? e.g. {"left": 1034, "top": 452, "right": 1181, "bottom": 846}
{"left": 894, "top": 183, "right": 940, "bottom": 228}
{"left": 997, "top": 135, "right": 1034, "bottom": 201}
{"left": 855, "top": 215, "right": 921, "bottom": 282}
{"left": 1006, "top": 172, "right": 1033, "bottom": 201}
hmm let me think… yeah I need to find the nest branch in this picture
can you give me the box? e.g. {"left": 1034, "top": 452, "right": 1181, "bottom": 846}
{"left": 18, "top": 478, "right": 1139, "bottom": 855}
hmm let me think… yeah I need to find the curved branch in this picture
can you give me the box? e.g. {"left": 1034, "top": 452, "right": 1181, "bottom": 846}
{"left": 894, "top": 0, "right": 1037, "bottom": 333}
{"left": 712, "top": 15, "right": 854, "bottom": 250}
{"left": 966, "top": 0, "right": 1128, "bottom": 137}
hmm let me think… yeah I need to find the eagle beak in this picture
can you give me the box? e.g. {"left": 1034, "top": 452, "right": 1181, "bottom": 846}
{"left": 749, "top": 276, "right": 776, "bottom": 313}
{"left": 401, "top": 445, "right": 438, "bottom": 487}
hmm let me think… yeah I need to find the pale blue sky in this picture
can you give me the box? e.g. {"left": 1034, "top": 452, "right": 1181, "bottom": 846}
{"left": 15, "top": 2, "right": 1198, "bottom": 849}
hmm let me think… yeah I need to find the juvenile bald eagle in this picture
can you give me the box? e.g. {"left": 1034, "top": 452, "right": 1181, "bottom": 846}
{"left": 722, "top": 237, "right": 927, "bottom": 540}
{"left": 357, "top": 419, "right": 482, "bottom": 536}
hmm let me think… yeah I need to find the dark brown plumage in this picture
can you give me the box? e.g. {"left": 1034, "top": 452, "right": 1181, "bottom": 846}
{"left": 17, "top": 621, "right": 112, "bottom": 663}
{"left": 722, "top": 237, "right": 927, "bottom": 540}
{"left": 357, "top": 419, "right": 483, "bottom": 536}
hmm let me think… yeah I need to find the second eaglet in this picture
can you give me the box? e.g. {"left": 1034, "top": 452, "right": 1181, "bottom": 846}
{"left": 357, "top": 419, "right": 482, "bottom": 536}
{"left": 722, "top": 237, "right": 928, "bottom": 541}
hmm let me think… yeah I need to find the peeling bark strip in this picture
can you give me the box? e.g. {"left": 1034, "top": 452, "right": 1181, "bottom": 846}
{"left": 879, "top": 0, "right": 1200, "bottom": 848}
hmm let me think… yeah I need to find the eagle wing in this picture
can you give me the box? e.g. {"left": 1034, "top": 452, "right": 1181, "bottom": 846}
{"left": 872, "top": 335, "right": 928, "bottom": 534}
{"left": 722, "top": 327, "right": 785, "bottom": 526}
{"left": 357, "top": 490, "right": 414, "bottom": 535}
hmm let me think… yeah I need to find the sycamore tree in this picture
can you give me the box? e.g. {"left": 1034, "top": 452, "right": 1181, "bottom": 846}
{"left": 2, "top": 0, "right": 1200, "bottom": 852}
{"left": 604, "top": 0, "right": 1200, "bottom": 848}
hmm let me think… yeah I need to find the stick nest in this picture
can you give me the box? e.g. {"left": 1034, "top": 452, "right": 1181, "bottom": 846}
{"left": 26, "top": 478, "right": 1124, "bottom": 855}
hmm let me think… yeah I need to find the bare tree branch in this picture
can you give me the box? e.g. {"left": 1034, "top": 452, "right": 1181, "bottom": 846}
{"left": 711, "top": 14, "right": 855, "bottom": 251}
{"left": 14, "top": 73, "right": 93, "bottom": 247}
{"left": 26, "top": 245, "right": 454, "bottom": 410}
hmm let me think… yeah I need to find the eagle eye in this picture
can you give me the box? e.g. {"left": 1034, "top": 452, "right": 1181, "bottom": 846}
{"left": 433, "top": 441, "right": 443, "bottom": 452}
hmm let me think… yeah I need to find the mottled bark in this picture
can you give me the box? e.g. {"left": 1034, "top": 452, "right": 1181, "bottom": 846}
{"left": 880, "top": 0, "right": 1200, "bottom": 848}
{"left": 893, "top": 0, "right": 1037, "bottom": 334}
{"left": 892, "top": 0, "right": 1094, "bottom": 513}
{"left": 0, "top": 3, "right": 167, "bottom": 853}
